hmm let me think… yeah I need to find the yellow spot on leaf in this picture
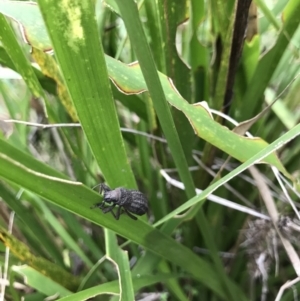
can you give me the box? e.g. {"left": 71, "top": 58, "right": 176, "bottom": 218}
{"left": 59, "top": 0, "right": 84, "bottom": 52}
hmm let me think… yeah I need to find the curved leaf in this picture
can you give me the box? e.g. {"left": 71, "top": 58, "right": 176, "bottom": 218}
{"left": 0, "top": 138, "right": 230, "bottom": 299}
{"left": 0, "top": 1, "right": 290, "bottom": 178}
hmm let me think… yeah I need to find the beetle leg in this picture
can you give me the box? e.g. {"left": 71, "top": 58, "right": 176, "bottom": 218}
{"left": 115, "top": 206, "right": 122, "bottom": 220}
{"left": 124, "top": 209, "right": 137, "bottom": 220}
{"left": 102, "top": 204, "right": 116, "bottom": 213}
{"left": 109, "top": 209, "right": 117, "bottom": 219}
{"left": 90, "top": 201, "right": 106, "bottom": 210}
{"left": 102, "top": 204, "right": 118, "bottom": 219}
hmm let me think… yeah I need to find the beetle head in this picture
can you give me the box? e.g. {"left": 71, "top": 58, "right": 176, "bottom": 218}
{"left": 104, "top": 188, "right": 122, "bottom": 201}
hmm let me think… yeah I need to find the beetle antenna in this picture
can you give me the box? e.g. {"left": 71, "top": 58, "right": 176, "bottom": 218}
{"left": 92, "top": 183, "right": 102, "bottom": 191}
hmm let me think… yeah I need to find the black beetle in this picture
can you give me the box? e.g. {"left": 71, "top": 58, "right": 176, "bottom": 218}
{"left": 91, "top": 183, "right": 148, "bottom": 220}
